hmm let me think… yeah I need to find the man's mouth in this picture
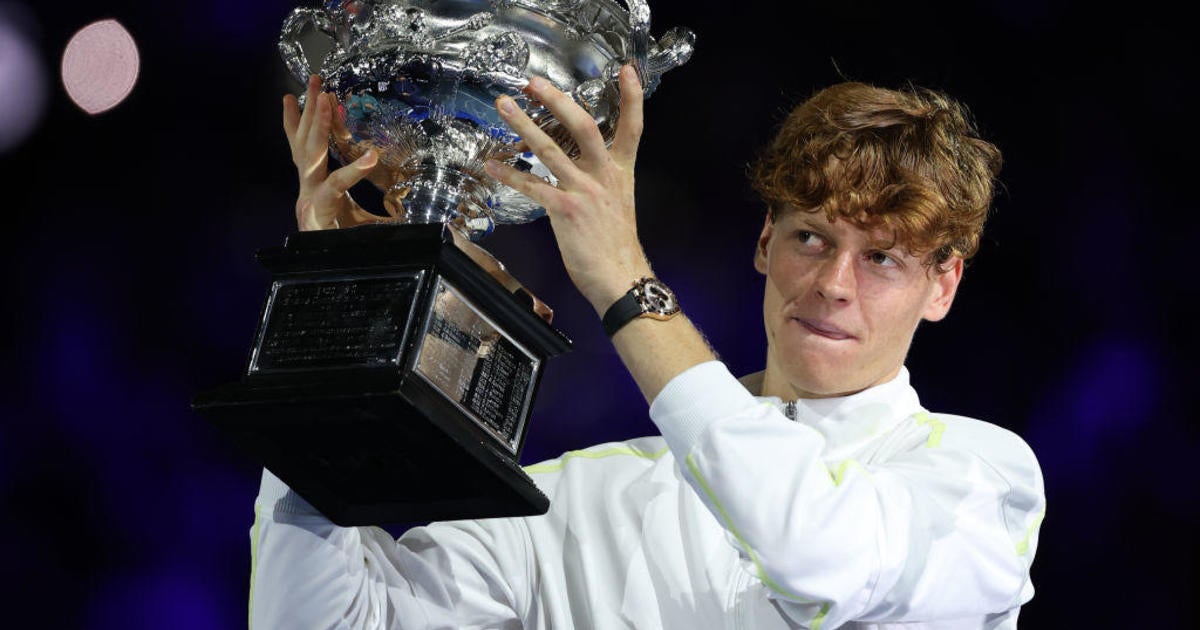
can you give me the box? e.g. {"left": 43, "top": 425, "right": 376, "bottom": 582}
{"left": 794, "top": 318, "right": 855, "bottom": 340}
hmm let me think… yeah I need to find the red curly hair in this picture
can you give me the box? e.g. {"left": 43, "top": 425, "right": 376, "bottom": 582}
{"left": 749, "top": 82, "right": 1002, "bottom": 270}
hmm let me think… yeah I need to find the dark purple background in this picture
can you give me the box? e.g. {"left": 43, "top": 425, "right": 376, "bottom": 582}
{"left": 2, "top": 0, "right": 1196, "bottom": 626}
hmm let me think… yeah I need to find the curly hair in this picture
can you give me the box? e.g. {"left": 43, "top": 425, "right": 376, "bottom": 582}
{"left": 749, "top": 82, "right": 1002, "bottom": 270}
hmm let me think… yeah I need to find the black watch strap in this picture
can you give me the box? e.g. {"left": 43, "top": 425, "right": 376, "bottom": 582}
{"left": 602, "top": 291, "right": 645, "bottom": 337}
{"left": 601, "top": 277, "right": 680, "bottom": 338}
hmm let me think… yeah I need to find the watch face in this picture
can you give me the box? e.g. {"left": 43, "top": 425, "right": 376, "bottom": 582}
{"left": 637, "top": 279, "right": 679, "bottom": 315}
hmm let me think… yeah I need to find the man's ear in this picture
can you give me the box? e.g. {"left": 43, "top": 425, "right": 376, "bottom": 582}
{"left": 922, "top": 257, "right": 964, "bottom": 322}
{"left": 754, "top": 213, "right": 774, "bottom": 275}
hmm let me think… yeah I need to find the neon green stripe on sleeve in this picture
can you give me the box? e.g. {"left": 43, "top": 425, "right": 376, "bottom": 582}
{"left": 249, "top": 501, "right": 262, "bottom": 629}
{"left": 810, "top": 602, "right": 831, "bottom": 630}
{"left": 1015, "top": 507, "right": 1046, "bottom": 556}
{"left": 829, "top": 459, "right": 868, "bottom": 486}
{"left": 523, "top": 445, "right": 670, "bottom": 474}
{"left": 914, "top": 412, "right": 945, "bottom": 448}
{"left": 684, "top": 453, "right": 822, "bottom": 608}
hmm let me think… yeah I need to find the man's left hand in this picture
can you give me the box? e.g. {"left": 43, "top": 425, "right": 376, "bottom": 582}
{"left": 484, "top": 65, "right": 654, "bottom": 317}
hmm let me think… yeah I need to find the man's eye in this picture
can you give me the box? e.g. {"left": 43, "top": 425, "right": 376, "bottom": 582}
{"left": 796, "top": 230, "right": 821, "bottom": 246}
{"left": 868, "top": 251, "right": 898, "bottom": 267}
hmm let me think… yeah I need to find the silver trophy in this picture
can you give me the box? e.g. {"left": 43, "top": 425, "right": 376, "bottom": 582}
{"left": 279, "top": 0, "right": 695, "bottom": 238}
{"left": 193, "top": 0, "right": 694, "bottom": 526}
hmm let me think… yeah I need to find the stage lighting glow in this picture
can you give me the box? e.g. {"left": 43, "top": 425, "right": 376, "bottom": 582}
{"left": 0, "top": 6, "right": 47, "bottom": 153}
{"left": 60, "top": 18, "right": 139, "bottom": 115}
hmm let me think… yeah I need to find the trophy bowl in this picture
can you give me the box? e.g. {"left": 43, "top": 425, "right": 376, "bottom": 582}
{"left": 280, "top": 0, "right": 695, "bottom": 239}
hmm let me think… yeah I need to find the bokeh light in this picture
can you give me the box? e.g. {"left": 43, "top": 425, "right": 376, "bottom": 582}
{"left": 0, "top": 3, "right": 47, "bottom": 153}
{"left": 60, "top": 18, "right": 139, "bottom": 114}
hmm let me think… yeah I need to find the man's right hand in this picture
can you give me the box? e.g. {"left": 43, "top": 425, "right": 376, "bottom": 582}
{"left": 282, "top": 74, "right": 381, "bottom": 232}
{"left": 281, "top": 75, "right": 555, "bottom": 323}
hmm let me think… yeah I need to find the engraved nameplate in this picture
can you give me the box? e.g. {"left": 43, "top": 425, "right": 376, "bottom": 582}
{"left": 250, "top": 272, "right": 424, "bottom": 373}
{"left": 413, "top": 277, "right": 539, "bottom": 454}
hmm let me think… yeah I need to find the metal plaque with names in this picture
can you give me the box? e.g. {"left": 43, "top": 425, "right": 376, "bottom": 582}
{"left": 414, "top": 276, "right": 539, "bottom": 454}
{"left": 250, "top": 272, "right": 424, "bottom": 373}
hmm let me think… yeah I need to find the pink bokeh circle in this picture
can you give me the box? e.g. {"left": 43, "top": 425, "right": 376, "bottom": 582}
{"left": 61, "top": 19, "right": 139, "bottom": 115}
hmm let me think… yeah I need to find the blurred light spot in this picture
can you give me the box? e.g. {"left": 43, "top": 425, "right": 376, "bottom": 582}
{"left": 60, "top": 19, "right": 139, "bottom": 114}
{"left": 85, "top": 567, "right": 229, "bottom": 630}
{"left": 1027, "top": 338, "right": 1158, "bottom": 488}
{"left": 0, "top": 4, "right": 47, "bottom": 153}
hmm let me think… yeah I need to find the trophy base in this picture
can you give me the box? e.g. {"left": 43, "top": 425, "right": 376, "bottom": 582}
{"left": 196, "top": 371, "right": 548, "bottom": 526}
{"left": 193, "top": 223, "right": 570, "bottom": 526}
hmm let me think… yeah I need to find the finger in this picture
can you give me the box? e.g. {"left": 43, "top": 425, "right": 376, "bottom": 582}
{"left": 282, "top": 94, "right": 301, "bottom": 145}
{"left": 303, "top": 92, "right": 333, "bottom": 174}
{"left": 294, "top": 74, "right": 322, "bottom": 150}
{"left": 324, "top": 150, "right": 378, "bottom": 195}
{"left": 485, "top": 158, "right": 567, "bottom": 209}
{"left": 297, "top": 101, "right": 332, "bottom": 184}
{"left": 496, "top": 95, "right": 581, "bottom": 187}
{"left": 529, "top": 294, "right": 554, "bottom": 324}
{"left": 611, "top": 65, "right": 644, "bottom": 166}
{"left": 524, "top": 76, "right": 608, "bottom": 164}
{"left": 329, "top": 95, "right": 352, "bottom": 145}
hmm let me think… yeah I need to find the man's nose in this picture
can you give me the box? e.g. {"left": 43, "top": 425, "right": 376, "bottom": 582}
{"left": 815, "top": 252, "right": 855, "bottom": 302}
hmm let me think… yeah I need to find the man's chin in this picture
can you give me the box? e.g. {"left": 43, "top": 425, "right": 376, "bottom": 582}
{"left": 780, "top": 365, "right": 862, "bottom": 399}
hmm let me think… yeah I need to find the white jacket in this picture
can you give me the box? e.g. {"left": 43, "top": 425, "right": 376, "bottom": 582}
{"left": 250, "top": 362, "right": 1045, "bottom": 629}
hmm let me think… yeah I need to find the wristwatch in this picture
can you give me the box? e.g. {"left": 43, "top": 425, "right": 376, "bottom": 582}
{"left": 601, "top": 277, "right": 681, "bottom": 337}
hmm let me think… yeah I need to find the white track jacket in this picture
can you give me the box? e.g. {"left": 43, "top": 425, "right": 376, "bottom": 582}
{"left": 250, "top": 362, "right": 1045, "bottom": 629}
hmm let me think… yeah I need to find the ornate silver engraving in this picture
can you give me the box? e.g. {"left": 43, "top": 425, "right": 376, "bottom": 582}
{"left": 280, "top": 0, "right": 694, "bottom": 240}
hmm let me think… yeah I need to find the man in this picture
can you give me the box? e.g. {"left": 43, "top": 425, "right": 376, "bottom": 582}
{"left": 255, "top": 66, "right": 1044, "bottom": 628}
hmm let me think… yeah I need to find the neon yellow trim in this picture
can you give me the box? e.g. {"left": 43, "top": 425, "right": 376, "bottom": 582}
{"left": 829, "top": 459, "right": 867, "bottom": 486}
{"left": 1015, "top": 507, "right": 1046, "bottom": 556}
{"left": 915, "top": 412, "right": 945, "bottom": 448}
{"left": 684, "top": 453, "right": 819, "bottom": 605}
{"left": 249, "top": 502, "right": 262, "bottom": 629}
{"left": 523, "top": 445, "right": 670, "bottom": 474}
{"left": 810, "top": 602, "right": 832, "bottom": 630}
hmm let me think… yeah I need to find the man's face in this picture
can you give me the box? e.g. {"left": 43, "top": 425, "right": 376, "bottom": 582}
{"left": 754, "top": 208, "right": 963, "bottom": 399}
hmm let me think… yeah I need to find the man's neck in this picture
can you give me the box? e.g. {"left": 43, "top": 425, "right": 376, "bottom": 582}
{"left": 738, "top": 371, "right": 765, "bottom": 396}
{"left": 754, "top": 358, "right": 903, "bottom": 401}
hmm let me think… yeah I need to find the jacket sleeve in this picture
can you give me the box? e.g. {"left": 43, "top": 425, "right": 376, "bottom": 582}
{"left": 648, "top": 361, "right": 1046, "bottom": 629}
{"left": 249, "top": 468, "right": 529, "bottom": 629}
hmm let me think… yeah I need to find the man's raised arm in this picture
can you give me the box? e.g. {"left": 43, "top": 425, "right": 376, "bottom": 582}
{"left": 484, "top": 65, "right": 716, "bottom": 403}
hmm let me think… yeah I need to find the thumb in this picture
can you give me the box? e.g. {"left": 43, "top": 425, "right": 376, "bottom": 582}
{"left": 326, "top": 150, "right": 379, "bottom": 194}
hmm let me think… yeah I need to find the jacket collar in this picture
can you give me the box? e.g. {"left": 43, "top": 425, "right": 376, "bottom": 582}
{"left": 757, "top": 366, "right": 924, "bottom": 459}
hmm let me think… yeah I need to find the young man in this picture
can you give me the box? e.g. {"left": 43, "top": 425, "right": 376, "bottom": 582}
{"left": 256, "top": 67, "right": 1044, "bottom": 628}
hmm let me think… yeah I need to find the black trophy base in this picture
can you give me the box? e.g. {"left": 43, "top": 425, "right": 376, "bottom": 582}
{"left": 193, "top": 223, "right": 570, "bottom": 526}
{"left": 197, "top": 372, "right": 548, "bottom": 526}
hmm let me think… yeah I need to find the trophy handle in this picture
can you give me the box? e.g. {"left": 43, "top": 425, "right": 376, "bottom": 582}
{"left": 621, "top": 0, "right": 694, "bottom": 96}
{"left": 279, "top": 6, "right": 339, "bottom": 84}
{"left": 645, "top": 28, "right": 695, "bottom": 84}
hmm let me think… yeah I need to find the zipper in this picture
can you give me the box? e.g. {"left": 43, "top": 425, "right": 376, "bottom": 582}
{"left": 783, "top": 401, "right": 797, "bottom": 421}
